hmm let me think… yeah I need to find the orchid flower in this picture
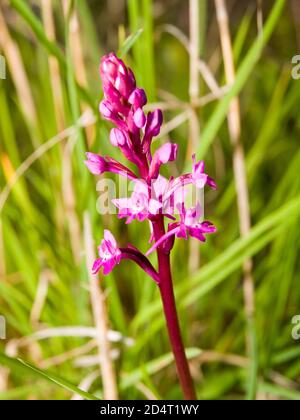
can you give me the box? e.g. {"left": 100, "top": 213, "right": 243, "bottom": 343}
{"left": 85, "top": 53, "right": 217, "bottom": 400}
{"left": 92, "top": 230, "right": 121, "bottom": 275}
{"left": 146, "top": 203, "right": 217, "bottom": 256}
{"left": 112, "top": 180, "right": 162, "bottom": 224}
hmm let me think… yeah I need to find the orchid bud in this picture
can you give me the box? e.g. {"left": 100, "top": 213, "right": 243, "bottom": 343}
{"left": 99, "top": 100, "right": 114, "bottom": 119}
{"left": 128, "top": 88, "right": 147, "bottom": 110}
{"left": 100, "top": 53, "right": 136, "bottom": 100}
{"left": 84, "top": 153, "right": 107, "bottom": 175}
{"left": 110, "top": 128, "right": 128, "bottom": 147}
{"left": 147, "top": 109, "right": 163, "bottom": 137}
{"left": 133, "top": 108, "right": 146, "bottom": 128}
{"left": 142, "top": 109, "right": 164, "bottom": 155}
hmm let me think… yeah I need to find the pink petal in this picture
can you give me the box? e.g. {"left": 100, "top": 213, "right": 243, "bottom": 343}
{"left": 207, "top": 176, "right": 217, "bottom": 190}
{"left": 184, "top": 203, "right": 202, "bottom": 227}
{"left": 99, "top": 100, "right": 114, "bottom": 118}
{"left": 133, "top": 180, "right": 148, "bottom": 196}
{"left": 188, "top": 227, "right": 206, "bottom": 242}
{"left": 156, "top": 143, "right": 178, "bottom": 164}
{"left": 110, "top": 128, "right": 127, "bottom": 147}
{"left": 112, "top": 198, "right": 132, "bottom": 211}
{"left": 151, "top": 175, "right": 169, "bottom": 199}
{"left": 92, "top": 258, "right": 103, "bottom": 275}
{"left": 104, "top": 229, "right": 117, "bottom": 249}
{"left": 103, "top": 260, "right": 116, "bottom": 275}
{"left": 194, "top": 174, "right": 208, "bottom": 189}
{"left": 128, "top": 88, "right": 147, "bottom": 109}
{"left": 199, "top": 221, "right": 217, "bottom": 233}
{"left": 148, "top": 199, "right": 162, "bottom": 215}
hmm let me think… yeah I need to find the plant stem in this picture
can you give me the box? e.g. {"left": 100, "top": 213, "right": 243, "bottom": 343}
{"left": 153, "top": 218, "right": 197, "bottom": 400}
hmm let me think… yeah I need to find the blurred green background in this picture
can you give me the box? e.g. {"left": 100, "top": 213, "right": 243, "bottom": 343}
{"left": 0, "top": 0, "right": 300, "bottom": 400}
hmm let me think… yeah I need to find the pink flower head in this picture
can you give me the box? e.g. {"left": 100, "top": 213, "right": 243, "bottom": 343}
{"left": 113, "top": 181, "right": 162, "bottom": 224}
{"left": 92, "top": 230, "right": 122, "bottom": 275}
{"left": 86, "top": 53, "right": 216, "bottom": 274}
{"left": 100, "top": 53, "right": 136, "bottom": 101}
{"left": 174, "top": 203, "right": 216, "bottom": 242}
{"left": 149, "top": 175, "right": 186, "bottom": 218}
{"left": 146, "top": 203, "right": 216, "bottom": 256}
{"left": 99, "top": 53, "right": 148, "bottom": 139}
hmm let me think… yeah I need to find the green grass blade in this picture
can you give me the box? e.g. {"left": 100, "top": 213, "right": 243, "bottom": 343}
{"left": 119, "top": 28, "right": 144, "bottom": 58}
{"left": 0, "top": 353, "right": 99, "bottom": 400}
{"left": 120, "top": 348, "right": 201, "bottom": 390}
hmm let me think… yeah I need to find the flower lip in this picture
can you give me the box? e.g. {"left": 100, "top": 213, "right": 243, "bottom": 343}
{"left": 145, "top": 203, "right": 216, "bottom": 256}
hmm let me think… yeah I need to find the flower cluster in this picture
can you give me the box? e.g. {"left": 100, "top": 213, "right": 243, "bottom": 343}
{"left": 85, "top": 53, "right": 216, "bottom": 281}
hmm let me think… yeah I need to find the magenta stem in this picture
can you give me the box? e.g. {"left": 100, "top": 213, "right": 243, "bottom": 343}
{"left": 152, "top": 217, "right": 197, "bottom": 400}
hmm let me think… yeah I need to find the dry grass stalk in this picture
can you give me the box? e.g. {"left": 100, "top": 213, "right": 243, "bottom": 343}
{"left": 0, "top": 219, "right": 5, "bottom": 276}
{"left": 83, "top": 212, "right": 118, "bottom": 400}
{"left": 160, "top": 23, "right": 221, "bottom": 94}
{"left": 40, "top": 339, "right": 97, "bottom": 369}
{"left": 71, "top": 370, "right": 99, "bottom": 400}
{"left": 214, "top": 0, "right": 255, "bottom": 345}
{"left": 0, "top": 367, "right": 9, "bottom": 392}
{"left": 30, "top": 269, "right": 54, "bottom": 325}
{"left": 188, "top": 0, "right": 201, "bottom": 273}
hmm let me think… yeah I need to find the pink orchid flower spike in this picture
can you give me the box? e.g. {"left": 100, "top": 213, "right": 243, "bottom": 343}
{"left": 85, "top": 53, "right": 217, "bottom": 401}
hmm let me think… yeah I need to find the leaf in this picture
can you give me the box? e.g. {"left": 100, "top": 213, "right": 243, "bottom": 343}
{"left": 258, "top": 382, "right": 300, "bottom": 400}
{"left": 119, "top": 28, "right": 144, "bottom": 58}
{"left": 0, "top": 353, "right": 99, "bottom": 400}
